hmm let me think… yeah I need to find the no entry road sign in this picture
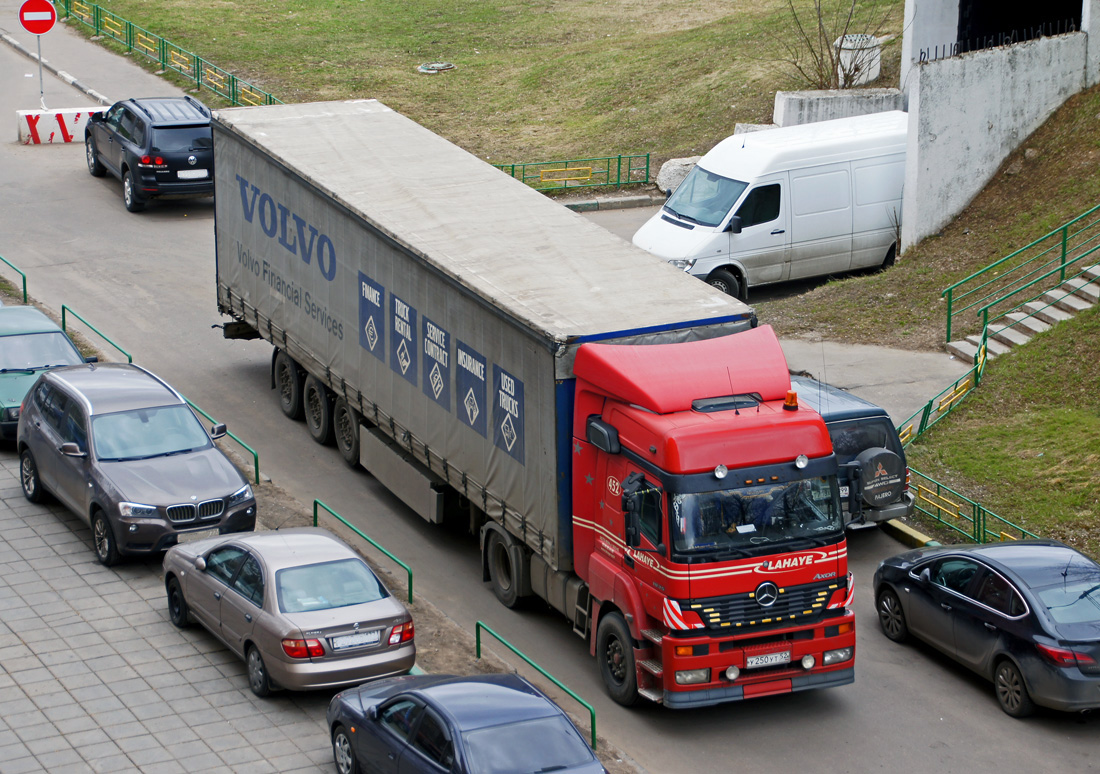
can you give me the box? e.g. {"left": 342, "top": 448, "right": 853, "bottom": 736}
{"left": 19, "top": 0, "right": 57, "bottom": 35}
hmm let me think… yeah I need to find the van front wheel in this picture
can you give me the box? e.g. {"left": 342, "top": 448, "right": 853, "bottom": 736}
{"left": 707, "top": 269, "right": 741, "bottom": 299}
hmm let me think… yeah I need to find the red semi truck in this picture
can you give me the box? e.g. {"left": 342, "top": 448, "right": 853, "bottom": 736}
{"left": 212, "top": 100, "right": 854, "bottom": 707}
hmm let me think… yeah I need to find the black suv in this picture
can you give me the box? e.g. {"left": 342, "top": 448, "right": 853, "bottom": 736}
{"left": 85, "top": 96, "right": 214, "bottom": 212}
{"left": 791, "top": 375, "right": 915, "bottom": 528}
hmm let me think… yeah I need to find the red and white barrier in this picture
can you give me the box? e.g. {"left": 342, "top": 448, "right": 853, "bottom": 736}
{"left": 17, "top": 107, "right": 100, "bottom": 144}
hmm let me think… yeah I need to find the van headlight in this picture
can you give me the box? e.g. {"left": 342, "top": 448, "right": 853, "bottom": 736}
{"left": 226, "top": 484, "right": 254, "bottom": 507}
{"left": 668, "top": 259, "right": 697, "bottom": 271}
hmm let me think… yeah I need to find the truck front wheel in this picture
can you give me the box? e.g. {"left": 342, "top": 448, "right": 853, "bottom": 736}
{"left": 304, "top": 376, "right": 334, "bottom": 445}
{"left": 596, "top": 612, "right": 639, "bottom": 706}
{"left": 333, "top": 398, "right": 361, "bottom": 468}
{"left": 274, "top": 351, "right": 304, "bottom": 421}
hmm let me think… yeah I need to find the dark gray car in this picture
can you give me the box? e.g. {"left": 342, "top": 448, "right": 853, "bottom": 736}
{"left": 16, "top": 363, "right": 256, "bottom": 565}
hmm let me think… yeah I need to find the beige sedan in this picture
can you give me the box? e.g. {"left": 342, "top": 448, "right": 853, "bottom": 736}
{"left": 163, "top": 527, "right": 415, "bottom": 696}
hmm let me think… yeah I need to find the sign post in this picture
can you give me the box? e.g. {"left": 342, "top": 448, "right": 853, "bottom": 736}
{"left": 18, "top": 0, "right": 58, "bottom": 109}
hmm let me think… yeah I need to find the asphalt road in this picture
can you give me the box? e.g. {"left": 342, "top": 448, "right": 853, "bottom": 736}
{"left": 1, "top": 22, "right": 1097, "bottom": 773}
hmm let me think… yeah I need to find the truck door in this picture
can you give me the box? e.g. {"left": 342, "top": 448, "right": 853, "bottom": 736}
{"left": 788, "top": 162, "right": 854, "bottom": 279}
{"left": 726, "top": 176, "right": 789, "bottom": 286}
{"left": 612, "top": 459, "right": 668, "bottom": 617}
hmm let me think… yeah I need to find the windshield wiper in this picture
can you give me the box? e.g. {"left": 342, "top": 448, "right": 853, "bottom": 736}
{"left": 664, "top": 206, "right": 704, "bottom": 225}
{"left": 0, "top": 367, "right": 36, "bottom": 374}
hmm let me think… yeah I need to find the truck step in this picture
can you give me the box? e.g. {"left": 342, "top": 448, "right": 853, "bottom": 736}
{"left": 1063, "top": 277, "right": 1100, "bottom": 303}
{"left": 1022, "top": 301, "right": 1073, "bottom": 326}
{"left": 1002, "top": 312, "right": 1051, "bottom": 335}
{"left": 639, "top": 659, "right": 664, "bottom": 677}
{"left": 641, "top": 629, "right": 663, "bottom": 646}
{"left": 638, "top": 686, "right": 665, "bottom": 704}
{"left": 572, "top": 587, "right": 591, "bottom": 639}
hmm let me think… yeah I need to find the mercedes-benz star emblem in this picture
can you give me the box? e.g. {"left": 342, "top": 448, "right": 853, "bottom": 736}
{"left": 755, "top": 581, "right": 779, "bottom": 608}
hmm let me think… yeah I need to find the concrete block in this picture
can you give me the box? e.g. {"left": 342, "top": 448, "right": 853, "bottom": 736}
{"left": 17, "top": 107, "right": 100, "bottom": 144}
{"left": 773, "top": 88, "right": 906, "bottom": 127}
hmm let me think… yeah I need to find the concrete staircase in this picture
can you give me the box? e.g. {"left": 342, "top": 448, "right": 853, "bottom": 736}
{"left": 946, "top": 264, "right": 1100, "bottom": 362}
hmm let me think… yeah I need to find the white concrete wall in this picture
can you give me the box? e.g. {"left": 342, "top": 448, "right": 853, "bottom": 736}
{"left": 773, "top": 88, "right": 907, "bottom": 126}
{"left": 901, "top": 33, "right": 1087, "bottom": 250}
{"left": 1084, "top": 0, "right": 1100, "bottom": 85}
{"left": 900, "top": 0, "right": 961, "bottom": 93}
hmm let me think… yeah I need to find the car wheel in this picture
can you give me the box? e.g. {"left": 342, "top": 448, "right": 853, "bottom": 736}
{"left": 92, "top": 510, "right": 120, "bottom": 567}
{"left": 876, "top": 587, "right": 908, "bottom": 643}
{"left": 247, "top": 645, "right": 272, "bottom": 697}
{"left": 707, "top": 269, "right": 742, "bottom": 299}
{"left": 995, "top": 659, "right": 1035, "bottom": 718}
{"left": 85, "top": 136, "right": 105, "bottom": 177}
{"left": 123, "top": 169, "right": 146, "bottom": 212}
{"left": 19, "top": 449, "right": 46, "bottom": 504}
{"left": 596, "top": 611, "right": 638, "bottom": 706}
{"left": 304, "top": 375, "right": 334, "bottom": 446}
{"left": 487, "top": 531, "right": 520, "bottom": 608}
{"left": 167, "top": 577, "right": 190, "bottom": 628}
{"left": 333, "top": 398, "right": 361, "bottom": 468}
{"left": 274, "top": 350, "right": 304, "bottom": 421}
{"left": 332, "top": 725, "right": 361, "bottom": 774}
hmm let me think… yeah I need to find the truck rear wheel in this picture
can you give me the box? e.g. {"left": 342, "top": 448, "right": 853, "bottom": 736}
{"left": 596, "top": 612, "right": 639, "bottom": 706}
{"left": 487, "top": 531, "right": 520, "bottom": 608}
{"left": 333, "top": 398, "right": 361, "bottom": 467}
{"left": 304, "top": 376, "right": 334, "bottom": 445}
{"left": 274, "top": 351, "right": 304, "bottom": 421}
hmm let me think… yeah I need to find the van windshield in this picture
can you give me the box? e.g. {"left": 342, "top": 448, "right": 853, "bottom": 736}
{"left": 664, "top": 166, "right": 747, "bottom": 228}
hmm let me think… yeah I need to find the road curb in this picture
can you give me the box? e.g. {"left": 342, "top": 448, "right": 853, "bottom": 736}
{"left": 881, "top": 518, "right": 940, "bottom": 548}
{"left": 564, "top": 191, "right": 666, "bottom": 212}
{"left": 1, "top": 28, "right": 112, "bottom": 106}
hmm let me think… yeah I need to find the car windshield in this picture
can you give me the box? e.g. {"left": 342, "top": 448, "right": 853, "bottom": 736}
{"left": 664, "top": 165, "right": 748, "bottom": 228}
{"left": 151, "top": 125, "right": 212, "bottom": 152}
{"left": 91, "top": 404, "right": 211, "bottom": 461}
{"left": 462, "top": 714, "right": 593, "bottom": 774}
{"left": 276, "top": 558, "right": 388, "bottom": 613}
{"left": 671, "top": 476, "right": 842, "bottom": 555}
{"left": 0, "top": 332, "right": 83, "bottom": 371}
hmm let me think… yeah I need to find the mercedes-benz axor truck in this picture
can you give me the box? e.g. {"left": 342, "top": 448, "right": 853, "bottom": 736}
{"left": 212, "top": 99, "right": 855, "bottom": 708}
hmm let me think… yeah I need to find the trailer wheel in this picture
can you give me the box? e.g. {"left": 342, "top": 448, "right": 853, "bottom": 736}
{"left": 304, "top": 376, "right": 334, "bottom": 445}
{"left": 487, "top": 531, "right": 520, "bottom": 608}
{"left": 333, "top": 398, "right": 361, "bottom": 468}
{"left": 596, "top": 612, "right": 638, "bottom": 706}
{"left": 274, "top": 351, "right": 304, "bottom": 421}
{"left": 707, "top": 269, "right": 741, "bottom": 299}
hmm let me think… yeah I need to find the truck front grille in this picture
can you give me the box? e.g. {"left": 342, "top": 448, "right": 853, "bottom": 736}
{"left": 686, "top": 577, "right": 846, "bottom": 631}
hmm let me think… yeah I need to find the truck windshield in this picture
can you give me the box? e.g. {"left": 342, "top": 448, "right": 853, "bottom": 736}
{"left": 670, "top": 476, "right": 841, "bottom": 555}
{"left": 664, "top": 166, "right": 748, "bottom": 228}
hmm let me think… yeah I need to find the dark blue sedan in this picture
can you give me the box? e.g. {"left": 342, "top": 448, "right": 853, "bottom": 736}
{"left": 873, "top": 539, "right": 1100, "bottom": 717}
{"left": 326, "top": 673, "right": 606, "bottom": 774}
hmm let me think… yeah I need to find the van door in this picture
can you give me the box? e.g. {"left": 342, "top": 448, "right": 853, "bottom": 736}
{"left": 788, "top": 163, "right": 854, "bottom": 279}
{"left": 725, "top": 176, "right": 790, "bottom": 286}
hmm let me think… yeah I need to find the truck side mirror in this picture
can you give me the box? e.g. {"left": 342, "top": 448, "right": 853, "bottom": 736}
{"left": 586, "top": 417, "right": 620, "bottom": 454}
{"left": 725, "top": 215, "right": 743, "bottom": 234}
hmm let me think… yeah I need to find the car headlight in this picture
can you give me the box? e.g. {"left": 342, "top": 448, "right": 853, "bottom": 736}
{"left": 226, "top": 484, "right": 253, "bottom": 507}
{"left": 668, "top": 258, "right": 697, "bottom": 271}
{"left": 2, "top": 406, "right": 19, "bottom": 421}
{"left": 119, "top": 502, "right": 158, "bottom": 518}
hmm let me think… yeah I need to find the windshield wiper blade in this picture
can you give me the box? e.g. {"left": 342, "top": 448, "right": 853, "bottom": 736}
{"left": 0, "top": 367, "right": 36, "bottom": 374}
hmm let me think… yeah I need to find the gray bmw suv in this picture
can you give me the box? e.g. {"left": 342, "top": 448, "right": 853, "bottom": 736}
{"left": 17, "top": 363, "right": 256, "bottom": 566}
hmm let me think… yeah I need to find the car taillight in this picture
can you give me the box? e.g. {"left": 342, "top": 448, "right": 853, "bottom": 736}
{"left": 139, "top": 155, "right": 164, "bottom": 165}
{"left": 904, "top": 467, "right": 911, "bottom": 493}
{"left": 282, "top": 638, "right": 324, "bottom": 659}
{"left": 388, "top": 621, "right": 414, "bottom": 645}
{"left": 1036, "top": 643, "right": 1097, "bottom": 668}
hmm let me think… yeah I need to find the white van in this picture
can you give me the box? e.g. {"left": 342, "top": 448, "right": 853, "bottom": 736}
{"left": 632, "top": 111, "right": 908, "bottom": 300}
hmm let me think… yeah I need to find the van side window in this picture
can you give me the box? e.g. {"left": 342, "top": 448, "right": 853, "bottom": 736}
{"left": 735, "top": 184, "right": 780, "bottom": 228}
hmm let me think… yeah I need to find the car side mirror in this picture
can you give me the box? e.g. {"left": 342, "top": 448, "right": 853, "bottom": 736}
{"left": 367, "top": 705, "right": 379, "bottom": 721}
{"left": 726, "top": 215, "right": 743, "bottom": 234}
{"left": 84, "top": 356, "right": 98, "bottom": 364}
{"left": 59, "top": 442, "right": 87, "bottom": 458}
{"left": 918, "top": 567, "right": 931, "bottom": 583}
{"left": 193, "top": 556, "right": 207, "bottom": 572}
{"left": 89, "top": 112, "right": 104, "bottom": 123}
{"left": 210, "top": 422, "right": 227, "bottom": 439}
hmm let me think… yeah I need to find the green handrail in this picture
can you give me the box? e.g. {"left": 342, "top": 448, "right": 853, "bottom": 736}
{"left": 977, "top": 253, "right": 1100, "bottom": 331}
{"left": 0, "top": 255, "right": 27, "bottom": 303}
{"left": 909, "top": 468, "right": 1041, "bottom": 544}
{"left": 60, "top": 305, "right": 131, "bottom": 363}
{"left": 494, "top": 153, "right": 650, "bottom": 191}
{"left": 475, "top": 621, "right": 597, "bottom": 750}
{"left": 182, "top": 398, "right": 260, "bottom": 485}
{"left": 897, "top": 328, "right": 987, "bottom": 448}
{"left": 313, "top": 500, "right": 413, "bottom": 603}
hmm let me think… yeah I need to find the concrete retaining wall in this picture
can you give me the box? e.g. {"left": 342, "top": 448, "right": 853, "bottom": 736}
{"left": 17, "top": 107, "right": 100, "bottom": 144}
{"left": 901, "top": 33, "right": 1087, "bottom": 250}
{"left": 772, "top": 88, "right": 907, "bottom": 126}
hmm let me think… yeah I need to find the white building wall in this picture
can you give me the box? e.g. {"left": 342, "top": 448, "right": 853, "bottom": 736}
{"left": 1084, "top": 0, "right": 1100, "bottom": 84}
{"left": 901, "top": 33, "right": 1087, "bottom": 250}
{"left": 900, "top": 0, "right": 961, "bottom": 92}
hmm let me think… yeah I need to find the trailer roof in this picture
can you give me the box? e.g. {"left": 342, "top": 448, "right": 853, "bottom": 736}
{"left": 213, "top": 100, "right": 752, "bottom": 345}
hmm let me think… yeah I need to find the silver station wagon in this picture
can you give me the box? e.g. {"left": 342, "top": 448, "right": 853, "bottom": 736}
{"left": 17, "top": 363, "right": 256, "bottom": 565}
{"left": 163, "top": 528, "right": 416, "bottom": 696}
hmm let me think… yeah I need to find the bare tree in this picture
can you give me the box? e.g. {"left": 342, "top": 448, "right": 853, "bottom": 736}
{"left": 772, "top": 0, "right": 898, "bottom": 90}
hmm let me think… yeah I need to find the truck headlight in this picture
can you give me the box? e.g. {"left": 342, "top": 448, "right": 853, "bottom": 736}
{"left": 119, "top": 502, "right": 158, "bottom": 518}
{"left": 226, "top": 484, "right": 254, "bottom": 507}
{"left": 823, "top": 647, "right": 854, "bottom": 665}
{"left": 674, "top": 668, "right": 710, "bottom": 685}
{"left": 668, "top": 258, "right": 697, "bottom": 271}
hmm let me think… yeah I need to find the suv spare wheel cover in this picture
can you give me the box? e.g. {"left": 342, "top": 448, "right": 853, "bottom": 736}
{"left": 855, "top": 447, "right": 904, "bottom": 506}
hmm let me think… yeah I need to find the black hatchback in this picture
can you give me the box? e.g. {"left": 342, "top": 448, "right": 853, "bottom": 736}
{"left": 85, "top": 96, "right": 213, "bottom": 212}
{"left": 873, "top": 540, "right": 1100, "bottom": 717}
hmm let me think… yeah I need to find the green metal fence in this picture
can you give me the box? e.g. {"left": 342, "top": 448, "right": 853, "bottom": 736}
{"left": 494, "top": 154, "right": 650, "bottom": 191}
{"left": 61, "top": 305, "right": 132, "bottom": 363}
{"left": 475, "top": 621, "right": 597, "bottom": 750}
{"left": 59, "top": 0, "right": 281, "bottom": 107}
{"left": 0, "top": 255, "right": 28, "bottom": 304}
{"left": 313, "top": 500, "right": 413, "bottom": 603}
{"left": 941, "top": 203, "right": 1100, "bottom": 342}
{"left": 909, "top": 468, "right": 1041, "bottom": 544}
{"left": 183, "top": 398, "right": 261, "bottom": 485}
